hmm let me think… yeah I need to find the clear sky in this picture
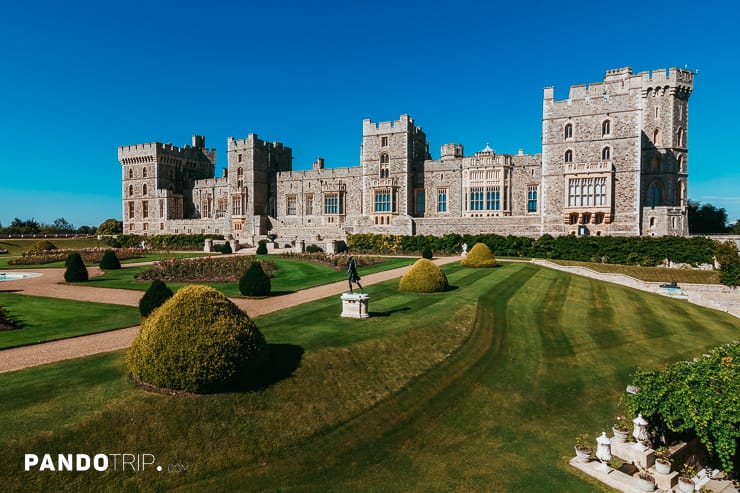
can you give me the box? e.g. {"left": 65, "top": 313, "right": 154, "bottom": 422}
{"left": 1, "top": 0, "right": 738, "bottom": 228}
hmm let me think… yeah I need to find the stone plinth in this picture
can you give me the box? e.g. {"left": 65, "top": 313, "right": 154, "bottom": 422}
{"left": 611, "top": 441, "right": 655, "bottom": 469}
{"left": 648, "top": 466, "right": 678, "bottom": 491}
{"left": 341, "top": 293, "right": 369, "bottom": 318}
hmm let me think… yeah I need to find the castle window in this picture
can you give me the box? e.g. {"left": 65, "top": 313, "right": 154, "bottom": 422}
{"left": 379, "top": 153, "right": 389, "bottom": 178}
{"left": 129, "top": 184, "right": 134, "bottom": 197}
{"left": 648, "top": 181, "right": 663, "bottom": 207}
{"left": 414, "top": 189, "right": 425, "bottom": 215}
{"left": 142, "top": 223, "right": 148, "bottom": 231}
{"left": 564, "top": 123, "right": 573, "bottom": 140}
{"left": 568, "top": 179, "right": 581, "bottom": 207}
{"left": 232, "top": 195, "right": 242, "bottom": 216}
{"left": 238, "top": 154, "right": 242, "bottom": 163}
{"left": 653, "top": 128, "right": 662, "bottom": 146}
{"left": 142, "top": 201, "right": 149, "bottom": 219}
{"left": 159, "top": 199, "right": 164, "bottom": 218}
{"left": 128, "top": 168, "right": 133, "bottom": 179}
{"left": 486, "top": 186, "right": 500, "bottom": 210}
{"left": 569, "top": 213, "right": 579, "bottom": 225}
{"left": 527, "top": 186, "right": 538, "bottom": 213}
{"left": 237, "top": 167, "right": 244, "bottom": 188}
{"left": 437, "top": 188, "right": 448, "bottom": 213}
{"left": 469, "top": 187, "right": 484, "bottom": 211}
{"left": 304, "top": 193, "right": 314, "bottom": 215}
{"left": 564, "top": 149, "right": 573, "bottom": 163}
{"left": 143, "top": 167, "right": 147, "bottom": 178}
{"left": 651, "top": 154, "right": 661, "bottom": 171}
{"left": 677, "top": 127, "right": 685, "bottom": 147}
{"left": 602, "top": 119, "right": 611, "bottom": 136}
{"left": 655, "top": 107, "right": 660, "bottom": 119}
{"left": 595, "top": 177, "right": 607, "bottom": 206}
{"left": 678, "top": 155, "right": 685, "bottom": 173}
{"left": 381, "top": 136, "right": 388, "bottom": 147}
{"left": 128, "top": 201, "right": 134, "bottom": 219}
{"left": 286, "top": 195, "right": 297, "bottom": 215}
{"left": 594, "top": 213, "right": 604, "bottom": 224}
{"left": 324, "top": 192, "right": 342, "bottom": 215}
{"left": 142, "top": 184, "right": 147, "bottom": 195}
{"left": 374, "top": 188, "right": 396, "bottom": 213}
{"left": 601, "top": 146, "right": 611, "bottom": 161}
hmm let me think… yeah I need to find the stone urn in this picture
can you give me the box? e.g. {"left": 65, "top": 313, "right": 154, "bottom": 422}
{"left": 677, "top": 476, "right": 695, "bottom": 493}
{"left": 612, "top": 426, "right": 629, "bottom": 443}
{"left": 574, "top": 445, "right": 592, "bottom": 463}
{"left": 636, "top": 472, "right": 656, "bottom": 492}
{"left": 655, "top": 458, "right": 671, "bottom": 474}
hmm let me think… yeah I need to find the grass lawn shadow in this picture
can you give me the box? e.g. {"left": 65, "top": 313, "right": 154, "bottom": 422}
{"left": 232, "top": 343, "right": 304, "bottom": 392}
{"left": 369, "top": 307, "right": 410, "bottom": 317}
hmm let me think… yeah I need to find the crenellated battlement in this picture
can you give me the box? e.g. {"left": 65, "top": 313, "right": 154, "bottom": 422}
{"left": 227, "top": 133, "right": 289, "bottom": 152}
{"left": 363, "top": 114, "right": 424, "bottom": 136}
{"left": 118, "top": 141, "right": 216, "bottom": 161}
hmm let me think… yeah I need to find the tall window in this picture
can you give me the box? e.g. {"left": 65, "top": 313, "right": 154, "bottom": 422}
{"left": 381, "top": 136, "right": 388, "bottom": 147}
{"left": 601, "top": 146, "right": 611, "bottom": 161}
{"left": 565, "top": 149, "right": 573, "bottom": 163}
{"left": 128, "top": 201, "right": 134, "bottom": 219}
{"left": 379, "top": 153, "right": 389, "bottom": 178}
{"left": 469, "top": 187, "right": 484, "bottom": 211}
{"left": 486, "top": 186, "right": 500, "bottom": 210}
{"left": 564, "top": 123, "right": 573, "bottom": 140}
{"left": 602, "top": 119, "right": 611, "bottom": 136}
{"left": 677, "top": 127, "right": 685, "bottom": 147}
{"left": 232, "top": 196, "right": 242, "bottom": 216}
{"left": 129, "top": 184, "right": 134, "bottom": 197}
{"left": 129, "top": 168, "right": 133, "bottom": 179}
{"left": 142, "top": 201, "right": 149, "bottom": 219}
{"left": 649, "top": 181, "right": 663, "bottom": 207}
{"left": 653, "top": 128, "right": 662, "bottom": 146}
{"left": 595, "top": 177, "right": 607, "bottom": 206}
{"left": 415, "top": 189, "right": 425, "bottom": 215}
{"left": 159, "top": 199, "right": 164, "bottom": 218}
{"left": 324, "top": 192, "right": 342, "bottom": 215}
{"left": 143, "top": 167, "right": 147, "bottom": 178}
{"left": 286, "top": 195, "right": 297, "bottom": 215}
{"left": 568, "top": 178, "right": 607, "bottom": 207}
{"left": 305, "top": 193, "right": 313, "bottom": 215}
{"left": 237, "top": 167, "right": 244, "bottom": 188}
{"left": 437, "top": 188, "right": 448, "bottom": 213}
{"left": 142, "top": 184, "right": 148, "bottom": 195}
{"left": 527, "top": 186, "right": 538, "bottom": 213}
{"left": 374, "top": 189, "right": 395, "bottom": 213}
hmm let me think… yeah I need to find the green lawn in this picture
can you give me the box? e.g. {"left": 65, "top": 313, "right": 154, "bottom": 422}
{"left": 0, "top": 294, "right": 140, "bottom": 349}
{"left": 79, "top": 256, "right": 417, "bottom": 297}
{"left": 1, "top": 263, "right": 737, "bottom": 491}
{"left": 550, "top": 259, "right": 720, "bottom": 284}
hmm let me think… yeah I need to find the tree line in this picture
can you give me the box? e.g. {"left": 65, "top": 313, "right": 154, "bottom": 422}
{"left": 0, "top": 218, "right": 123, "bottom": 236}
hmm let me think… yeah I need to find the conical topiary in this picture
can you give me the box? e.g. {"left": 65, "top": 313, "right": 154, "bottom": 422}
{"left": 99, "top": 249, "right": 122, "bottom": 270}
{"left": 127, "top": 285, "right": 268, "bottom": 393}
{"left": 399, "top": 258, "right": 448, "bottom": 293}
{"left": 139, "top": 279, "right": 174, "bottom": 318}
{"left": 256, "top": 240, "right": 268, "bottom": 255}
{"left": 239, "top": 262, "right": 271, "bottom": 297}
{"left": 64, "top": 252, "right": 89, "bottom": 282}
{"left": 220, "top": 241, "right": 232, "bottom": 254}
{"left": 421, "top": 246, "right": 433, "bottom": 259}
{"left": 460, "top": 243, "right": 499, "bottom": 268}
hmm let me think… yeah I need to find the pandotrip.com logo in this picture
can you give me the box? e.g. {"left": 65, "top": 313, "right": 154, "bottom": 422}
{"left": 24, "top": 453, "right": 188, "bottom": 473}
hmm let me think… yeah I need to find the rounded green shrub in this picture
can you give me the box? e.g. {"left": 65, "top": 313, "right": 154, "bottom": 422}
{"left": 256, "top": 240, "right": 268, "bottom": 255}
{"left": 220, "top": 241, "right": 232, "bottom": 254}
{"left": 64, "top": 252, "right": 88, "bottom": 282}
{"left": 139, "top": 279, "right": 174, "bottom": 318}
{"left": 127, "top": 285, "right": 268, "bottom": 393}
{"left": 99, "top": 249, "right": 122, "bottom": 270}
{"left": 27, "top": 240, "right": 57, "bottom": 253}
{"left": 399, "top": 258, "right": 448, "bottom": 293}
{"left": 421, "top": 246, "right": 433, "bottom": 259}
{"left": 460, "top": 242, "right": 499, "bottom": 268}
{"left": 239, "top": 262, "right": 271, "bottom": 296}
{"left": 305, "top": 244, "right": 323, "bottom": 254}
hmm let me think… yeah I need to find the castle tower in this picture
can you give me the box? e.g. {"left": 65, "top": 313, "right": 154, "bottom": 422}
{"left": 542, "top": 67, "right": 693, "bottom": 237}
{"left": 360, "top": 114, "right": 430, "bottom": 229}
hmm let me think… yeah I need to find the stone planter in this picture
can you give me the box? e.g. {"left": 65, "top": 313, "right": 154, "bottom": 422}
{"left": 677, "top": 477, "right": 695, "bottom": 493}
{"left": 612, "top": 427, "right": 629, "bottom": 443}
{"left": 574, "top": 446, "right": 592, "bottom": 463}
{"left": 636, "top": 473, "right": 656, "bottom": 492}
{"left": 655, "top": 459, "right": 671, "bottom": 474}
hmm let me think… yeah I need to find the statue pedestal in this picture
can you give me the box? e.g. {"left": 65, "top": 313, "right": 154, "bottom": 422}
{"left": 340, "top": 293, "right": 369, "bottom": 319}
{"left": 611, "top": 441, "right": 655, "bottom": 469}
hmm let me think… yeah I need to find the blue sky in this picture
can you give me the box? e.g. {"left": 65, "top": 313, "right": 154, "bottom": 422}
{"left": 1, "top": 0, "right": 738, "bottom": 228}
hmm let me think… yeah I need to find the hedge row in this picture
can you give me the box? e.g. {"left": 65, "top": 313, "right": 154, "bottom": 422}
{"left": 348, "top": 233, "right": 720, "bottom": 267}
{"left": 112, "top": 234, "right": 222, "bottom": 250}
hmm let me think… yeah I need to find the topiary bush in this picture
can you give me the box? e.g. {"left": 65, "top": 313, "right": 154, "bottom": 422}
{"left": 220, "top": 241, "right": 232, "bottom": 254}
{"left": 239, "top": 261, "right": 271, "bottom": 297}
{"left": 256, "top": 240, "right": 268, "bottom": 255}
{"left": 27, "top": 240, "right": 57, "bottom": 253}
{"left": 127, "top": 285, "right": 268, "bottom": 393}
{"left": 421, "top": 246, "right": 433, "bottom": 259}
{"left": 399, "top": 259, "right": 448, "bottom": 293}
{"left": 460, "top": 242, "right": 499, "bottom": 267}
{"left": 0, "top": 305, "right": 20, "bottom": 331}
{"left": 64, "top": 252, "right": 88, "bottom": 282}
{"left": 99, "top": 249, "right": 122, "bottom": 270}
{"left": 305, "top": 244, "right": 323, "bottom": 254}
{"left": 139, "top": 279, "right": 174, "bottom": 318}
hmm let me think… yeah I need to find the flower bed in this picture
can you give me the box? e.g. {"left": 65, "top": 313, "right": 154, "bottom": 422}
{"left": 279, "top": 252, "right": 386, "bottom": 271}
{"left": 134, "top": 256, "right": 276, "bottom": 283}
{"left": 9, "top": 248, "right": 145, "bottom": 265}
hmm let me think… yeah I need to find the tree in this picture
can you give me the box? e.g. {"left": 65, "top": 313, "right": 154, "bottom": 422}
{"left": 99, "top": 249, "right": 122, "bottom": 270}
{"left": 6, "top": 218, "right": 41, "bottom": 235}
{"left": 64, "top": 253, "right": 89, "bottom": 282}
{"left": 52, "top": 217, "right": 75, "bottom": 233}
{"left": 139, "top": 279, "right": 174, "bottom": 318}
{"left": 730, "top": 220, "right": 740, "bottom": 235}
{"left": 239, "top": 262, "right": 271, "bottom": 296}
{"left": 77, "top": 225, "right": 96, "bottom": 235}
{"left": 97, "top": 218, "right": 123, "bottom": 235}
{"left": 717, "top": 241, "right": 740, "bottom": 287}
{"left": 688, "top": 201, "right": 729, "bottom": 234}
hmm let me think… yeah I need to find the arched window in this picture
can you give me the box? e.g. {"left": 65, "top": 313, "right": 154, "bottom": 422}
{"left": 648, "top": 181, "right": 663, "bottom": 207}
{"left": 677, "top": 155, "right": 685, "bottom": 173}
{"left": 128, "top": 168, "right": 133, "bottom": 179}
{"left": 142, "top": 184, "right": 147, "bottom": 195}
{"left": 677, "top": 127, "right": 685, "bottom": 147}
{"left": 602, "top": 119, "right": 611, "bottom": 136}
{"left": 601, "top": 146, "right": 611, "bottom": 161}
{"left": 564, "top": 123, "right": 573, "bottom": 140}
{"left": 650, "top": 155, "right": 661, "bottom": 171}
{"left": 678, "top": 180, "right": 686, "bottom": 207}
{"left": 564, "top": 149, "right": 573, "bottom": 163}
{"left": 143, "top": 167, "right": 147, "bottom": 178}
{"left": 653, "top": 128, "right": 662, "bottom": 146}
{"left": 128, "top": 185, "right": 134, "bottom": 197}
{"left": 380, "top": 153, "right": 389, "bottom": 178}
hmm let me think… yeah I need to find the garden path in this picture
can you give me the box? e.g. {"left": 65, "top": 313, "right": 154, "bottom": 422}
{"left": 0, "top": 256, "right": 460, "bottom": 373}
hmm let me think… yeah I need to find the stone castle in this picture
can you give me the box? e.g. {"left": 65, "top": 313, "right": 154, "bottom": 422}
{"left": 119, "top": 66, "right": 694, "bottom": 246}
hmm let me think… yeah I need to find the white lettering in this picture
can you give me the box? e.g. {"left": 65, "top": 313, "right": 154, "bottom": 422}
{"left": 76, "top": 454, "right": 90, "bottom": 471}
{"left": 24, "top": 454, "right": 39, "bottom": 471}
{"left": 93, "top": 454, "right": 108, "bottom": 471}
{"left": 58, "top": 454, "right": 73, "bottom": 471}
{"left": 122, "top": 453, "right": 135, "bottom": 471}
{"left": 141, "top": 454, "right": 156, "bottom": 470}
{"left": 40, "top": 455, "right": 55, "bottom": 471}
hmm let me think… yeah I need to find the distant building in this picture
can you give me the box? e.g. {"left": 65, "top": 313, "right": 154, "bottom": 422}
{"left": 119, "top": 66, "right": 694, "bottom": 243}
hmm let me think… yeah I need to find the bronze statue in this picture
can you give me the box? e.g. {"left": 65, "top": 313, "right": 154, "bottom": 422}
{"left": 347, "top": 256, "right": 364, "bottom": 294}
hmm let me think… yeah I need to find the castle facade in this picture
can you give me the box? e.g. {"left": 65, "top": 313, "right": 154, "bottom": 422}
{"left": 119, "top": 67, "right": 694, "bottom": 244}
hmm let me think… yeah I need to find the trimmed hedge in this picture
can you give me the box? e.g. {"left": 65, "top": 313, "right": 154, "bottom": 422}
{"left": 256, "top": 240, "right": 268, "bottom": 255}
{"left": 305, "top": 244, "right": 323, "bottom": 254}
{"left": 460, "top": 243, "right": 498, "bottom": 267}
{"left": 399, "top": 259, "right": 448, "bottom": 293}
{"left": 139, "top": 279, "right": 174, "bottom": 318}
{"left": 99, "top": 249, "right": 122, "bottom": 270}
{"left": 421, "top": 246, "right": 433, "bottom": 259}
{"left": 27, "top": 240, "right": 57, "bottom": 253}
{"left": 64, "top": 253, "right": 88, "bottom": 282}
{"left": 116, "top": 234, "right": 222, "bottom": 250}
{"left": 239, "top": 262, "right": 271, "bottom": 297}
{"left": 127, "top": 285, "right": 268, "bottom": 393}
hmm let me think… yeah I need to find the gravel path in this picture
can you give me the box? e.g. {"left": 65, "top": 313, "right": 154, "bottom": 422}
{"left": 0, "top": 256, "right": 460, "bottom": 373}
